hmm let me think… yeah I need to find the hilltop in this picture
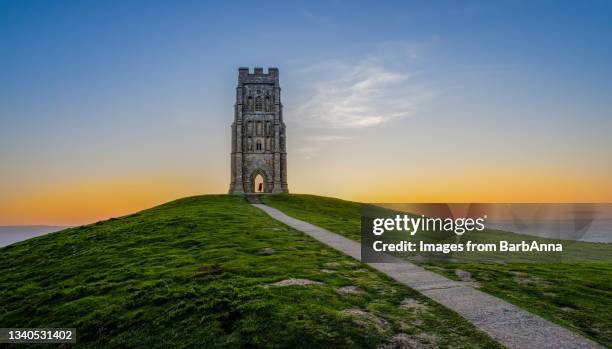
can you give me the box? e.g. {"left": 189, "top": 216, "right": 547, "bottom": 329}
{"left": 0, "top": 195, "right": 501, "bottom": 348}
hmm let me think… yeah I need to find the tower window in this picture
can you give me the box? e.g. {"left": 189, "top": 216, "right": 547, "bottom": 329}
{"left": 256, "top": 140, "right": 262, "bottom": 151}
{"left": 255, "top": 96, "right": 263, "bottom": 112}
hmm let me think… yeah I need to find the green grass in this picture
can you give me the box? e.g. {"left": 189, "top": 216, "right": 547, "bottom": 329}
{"left": 262, "top": 194, "right": 612, "bottom": 347}
{"left": 0, "top": 195, "right": 502, "bottom": 348}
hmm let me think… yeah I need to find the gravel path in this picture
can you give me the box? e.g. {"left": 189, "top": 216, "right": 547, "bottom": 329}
{"left": 253, "top": 204, "right": 603, "bottom": 349}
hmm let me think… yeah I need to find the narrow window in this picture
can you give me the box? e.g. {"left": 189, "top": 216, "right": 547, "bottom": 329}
{"left": 255, "top": 96, "right": 263, "bottom": 112}
{"left": 265, "top": 96, "right": 271, "bottom": 112}
{"left": 256, "top": 140, "right": 262, "bottom": 151}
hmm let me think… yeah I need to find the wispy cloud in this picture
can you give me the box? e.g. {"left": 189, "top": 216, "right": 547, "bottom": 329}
{"left": 295, "top": 146, "right": 322, "bottom": 160}
{"left": 287, "top": 43, "right": 435, "bottom": 159}
{"left": 302, "top": 134, "right": 350, "bottom": 142}
{"left": 290, "top": 51, "right": 434, "bottom": 130}
{"left": 296, "top": 134, "right": 351, "bottom": 160}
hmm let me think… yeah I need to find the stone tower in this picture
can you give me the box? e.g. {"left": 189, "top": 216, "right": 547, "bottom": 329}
{"left": 228, "top": 67, "right": 288, "bottom": 194}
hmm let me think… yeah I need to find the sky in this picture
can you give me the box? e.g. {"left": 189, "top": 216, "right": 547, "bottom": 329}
{"left": 1, "top": 0, "right": 612, "bottom": 225}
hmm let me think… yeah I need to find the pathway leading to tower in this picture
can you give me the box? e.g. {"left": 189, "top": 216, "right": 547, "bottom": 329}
{"left": 252, "top": 203, "right": 603, "bottom": 349}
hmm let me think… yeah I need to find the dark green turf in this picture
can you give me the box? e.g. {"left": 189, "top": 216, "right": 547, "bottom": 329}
{"left": 262, "top": 193, "right": 612, "bottom": 347}
{"left": 0, "top": 195, "right": 502, "bottom": 348}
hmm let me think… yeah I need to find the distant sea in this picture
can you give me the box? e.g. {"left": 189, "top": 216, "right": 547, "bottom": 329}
{"left": 0, "top": 226, "right": 70, "bottom": 247}
{"left": 487, "top": 219, "right": 612, "bottom": 243}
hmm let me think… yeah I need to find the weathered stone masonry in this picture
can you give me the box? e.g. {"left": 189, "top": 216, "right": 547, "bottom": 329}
{"left": 228, "top": 67, "right": 288, "bottom": 194}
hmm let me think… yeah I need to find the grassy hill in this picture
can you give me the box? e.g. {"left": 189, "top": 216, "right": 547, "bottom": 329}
{"left": 262, "top": 194, "right": 612, "bottom": 347}
{"left": 0, "top": 195, "right": 502, "bottom": 348}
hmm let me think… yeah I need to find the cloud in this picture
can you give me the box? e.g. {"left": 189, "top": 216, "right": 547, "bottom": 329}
{"left": 295, "top": 134, "right": 350, "bottom": 160}
{"left": 302, "top": 135, "right": 350, "bottom": 142}
{"left": 290, "top": 53, "right": 434, "bottom": 129}
{"left": 286, "top": 43, "right": 435, "bottom": 159}
{"left": 295, "top": 146, "right": 321, "bottom": 160}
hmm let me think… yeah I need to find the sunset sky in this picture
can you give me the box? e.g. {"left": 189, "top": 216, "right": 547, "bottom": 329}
{"left": 1, "top": 1, "right": 612, "bottom": 225}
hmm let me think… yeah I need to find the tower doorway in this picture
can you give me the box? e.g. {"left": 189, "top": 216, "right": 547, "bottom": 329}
{"left": 254, "top": 173, "right": 265, "bottom": 193}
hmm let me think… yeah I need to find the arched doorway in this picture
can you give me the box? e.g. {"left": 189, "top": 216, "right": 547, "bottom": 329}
{"left": 253, "top": 173, "right": 265, "bottom": 193}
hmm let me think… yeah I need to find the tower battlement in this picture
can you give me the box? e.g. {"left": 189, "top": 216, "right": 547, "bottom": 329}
{"left": 238, "top": 67, "right": 279, "bottom": 84}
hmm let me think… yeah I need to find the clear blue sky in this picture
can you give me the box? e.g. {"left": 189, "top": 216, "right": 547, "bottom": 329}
{"left": 1, "top": 0, "right": 612, "bottom": 224}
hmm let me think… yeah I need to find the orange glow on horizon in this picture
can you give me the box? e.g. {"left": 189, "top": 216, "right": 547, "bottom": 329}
{"left": 1, "top": 166, "right": 610, "bottom": 226}
{"left": 0, "top": 175, "right": 212, "bottom": 226}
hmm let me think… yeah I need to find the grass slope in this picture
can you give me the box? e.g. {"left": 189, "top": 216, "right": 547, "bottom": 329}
{"left": 262, "top": 194, "right": 612, "bottom": 347}
{"left": 0, "top": 195, "right": 502, "bottom": 348}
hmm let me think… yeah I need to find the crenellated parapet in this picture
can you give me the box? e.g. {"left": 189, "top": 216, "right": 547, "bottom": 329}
{"left": 237, "top": 67, "right": 279, "bottom": 85}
